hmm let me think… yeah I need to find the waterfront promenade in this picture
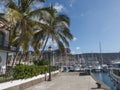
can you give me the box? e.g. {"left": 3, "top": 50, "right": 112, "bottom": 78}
{"left": 26, "top": 72, "right": 103, "bottom": 90}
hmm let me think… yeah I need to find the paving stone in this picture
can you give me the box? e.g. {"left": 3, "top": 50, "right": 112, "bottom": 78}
{"left": 26, "top": 72, "right": 104, "bottom": 90}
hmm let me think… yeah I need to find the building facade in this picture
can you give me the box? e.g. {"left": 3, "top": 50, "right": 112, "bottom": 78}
{"left": 7, "top": 47, "right": 120, "bottom": 68}
{"left": 42, "top": 48, "right": 72, "bottom": 66}
{"left": 0, "top": 21, "right": 16, "bottom": 74}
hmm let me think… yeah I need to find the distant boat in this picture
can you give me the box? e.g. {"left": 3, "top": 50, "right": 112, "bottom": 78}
{"left": 79, "top": 68, "right": 87, "bottom": 75}
{"left": 68, "top": 66, "right": 74, "bottom": 72}
{"left": 74, "top": 66, "right": 80, "bottom": 72}
{"left": 94, "top": 65, "right": 102, "bottom": 72}
{"left": 112, "top": 61, "right": 120, "bottom": 68}
{"left": 62, "top": 66, "right": 69, "bottom": 72}
{"left": 101, "top": 64, "right": 108, "bottom": 69}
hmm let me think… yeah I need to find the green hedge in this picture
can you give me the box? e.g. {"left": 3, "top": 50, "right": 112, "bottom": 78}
{"left": 34, "top": 59, "right": 49, "bottom": 66}
{"left": 13, "top": 65, "right": 58, "bottom": 79}
{"left": 13, "top": 65, "right": 48, "bottom": 79}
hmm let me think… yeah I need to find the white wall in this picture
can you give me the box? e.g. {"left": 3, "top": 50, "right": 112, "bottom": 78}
{"left": 0, "top": 51, "right": 7, "bottom": 74}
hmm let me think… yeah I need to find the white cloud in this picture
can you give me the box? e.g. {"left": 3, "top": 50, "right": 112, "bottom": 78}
{"left": 46, "top": 38, "right": 57, "bottom": 48}
{"left": 69, "top": 0, "right": 76, "bottom": 7}
{"left": 32, "top": 1, "right": 44, "bottom": 8}
{"left": 35, "top": 2, "right": 44, "bottom": 8}
{"left": 54, "top": 3, "right": 64, "bottom": 12}
{"left": 72, "top": 37, "right": 77, "bottom": 41}
{"left": 71, "top": 51, "right": 75, "bottom": 54}
{"left": 76, "top": 47, "right": 80, "bottom": 50}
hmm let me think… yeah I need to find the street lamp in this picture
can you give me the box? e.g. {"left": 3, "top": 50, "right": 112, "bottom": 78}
{"left": 48, "top": 46, "right": 52, "bottom": 81}
{"left": 52, "top": 51, "right": 55, "bottom": 66}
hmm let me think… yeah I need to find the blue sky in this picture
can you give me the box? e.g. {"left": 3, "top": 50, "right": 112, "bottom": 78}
{"left": 45, "top": 0, "right": 120, "bottom": 54}
{"left": 1, "top": 0, "right": 120, "bottom": 54}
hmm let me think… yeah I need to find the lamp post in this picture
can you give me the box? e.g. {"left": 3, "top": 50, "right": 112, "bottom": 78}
{"left": 48, "top": 46, "right": 52, "bottom": 81}
{"left": 52, "top": 51, "right": 55, "bottom": 66}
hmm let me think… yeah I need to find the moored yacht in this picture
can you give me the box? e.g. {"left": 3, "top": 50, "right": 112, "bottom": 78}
{"left": 94, "top": 65, "right": 102, "bottom": 72}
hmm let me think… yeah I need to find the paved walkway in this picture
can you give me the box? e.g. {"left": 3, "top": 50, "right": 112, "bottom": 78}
{"left": 26, "top": 72, "right": 103, "bottom": 90}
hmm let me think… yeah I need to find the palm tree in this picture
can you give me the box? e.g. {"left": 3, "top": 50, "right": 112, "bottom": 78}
{"left": 1, "top": 0, "right": 53, "bottom": 53}
{"left": 1, "top": 0, "right": 73, "bottom": 64}
{"left": 33, "top": 5, "right": 73, "bottom": 59}
{"left": 0, "top": 0, "right": 56, "bottom": 65}
{"left": 0, "top": 13, "right": 6, "bottom": 22}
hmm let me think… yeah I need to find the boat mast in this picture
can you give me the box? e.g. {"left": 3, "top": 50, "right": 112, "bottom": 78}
{"left": 99, "top": 42, "right": 103, "bottom": 65}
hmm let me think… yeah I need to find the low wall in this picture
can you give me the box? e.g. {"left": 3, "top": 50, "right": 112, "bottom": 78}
{"left": 91, "top": 73, "right": 111, "bottom": 90}
{"left": 0, "top": 71, "right": 59, "bottom": 90}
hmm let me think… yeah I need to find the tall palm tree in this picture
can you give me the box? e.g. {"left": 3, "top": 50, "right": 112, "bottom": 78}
{"left": 0, "top": 0, "right": 56, "bottom": 65}
{"left": 1, "top": 0, "right": 53, "bottom": 53}
{"left": 33, "top": 5, "right": 73, "bottom": 59}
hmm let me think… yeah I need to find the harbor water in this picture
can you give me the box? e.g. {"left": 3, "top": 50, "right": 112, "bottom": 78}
{"left": 93, "top": 72, "right": 117, "bottom": 90}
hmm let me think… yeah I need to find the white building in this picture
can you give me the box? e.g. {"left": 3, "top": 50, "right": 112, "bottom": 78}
{"left": 0, "top": 21, "right": 16, "bottom": 74}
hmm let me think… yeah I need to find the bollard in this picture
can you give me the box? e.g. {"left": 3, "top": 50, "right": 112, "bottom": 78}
{"left": 96, "top": 82, "right": 101, "bottom": 88}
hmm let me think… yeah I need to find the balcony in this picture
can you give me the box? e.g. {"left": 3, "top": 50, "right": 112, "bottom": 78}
{"left": 0, "top": 40, "right": 17, "bottom": 52}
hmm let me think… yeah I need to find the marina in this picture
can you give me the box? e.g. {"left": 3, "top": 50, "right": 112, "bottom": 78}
{"left": 1, "top": 0, "right": 120, "bottom": 90}
{"left": 61, "top": 64, "right": 120, "bottom": 90}
{"left": 91, "top": 62, "right": 120, "bottom": 90}
{"left": 93, "top": 72, "right": 116, "bottom": 90}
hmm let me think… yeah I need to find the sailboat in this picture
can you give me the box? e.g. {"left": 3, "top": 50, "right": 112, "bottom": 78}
{"left": 94, "top": 42, "right": 103, "bottom": 72}
{"left": 99, "top": 42, "right": 108, "bottom": 72}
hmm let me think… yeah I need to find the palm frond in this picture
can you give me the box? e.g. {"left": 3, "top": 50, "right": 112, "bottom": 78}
{"left": 58, "top": 34, "right": 69, "bottom": 47}
{"left": 0, "top": 13, "right": 8, "bottom": 26}
{"left": 28, "top": 7, "right": 55, "bottom": 23}
{"left": 56, "top": 14, "right": 70, "bottom": 26}
{"left": 6, "top": 8, "right": 23, "bottom": 24}
{"left": 55, "top": 38, "right": 65, "bottom": 52}
{"left": 7, "top": 0, "right": 20, "bottom": 12}
{"left": 61, "top": 28, "right": 73, "bottom": 40}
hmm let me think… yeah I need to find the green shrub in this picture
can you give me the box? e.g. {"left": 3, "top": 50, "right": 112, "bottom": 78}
{"left": 33, "top": 59, "right": 49, "bottom": 66}
{"left": 13, "top": 64, "right": 58, "bottom": 79}
{"left": 39, "top": 59, "right": 49, "bottom": 66}
{"left": 13, "top": 65, "right": 48, "bottom": 79}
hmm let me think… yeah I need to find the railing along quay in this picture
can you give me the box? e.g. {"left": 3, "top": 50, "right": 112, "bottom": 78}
{"left": 110, "top": 68, "right": 120, "bottom": 84}
{"left": 91, "top": 72, "right": 111, "bottom": 90}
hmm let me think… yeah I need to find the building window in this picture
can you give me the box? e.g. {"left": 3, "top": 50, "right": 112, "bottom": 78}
{"left": 0, "top": 31, "right": 4, "bottom": 46}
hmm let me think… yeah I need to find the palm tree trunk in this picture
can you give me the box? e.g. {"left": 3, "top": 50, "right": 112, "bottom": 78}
{"left": 24, "top": 52, "right": 28, "bottom": 64}
{"left": 12, "top": 52, "right": 18, "bottom": 67}
{"left": 11, "top": 44, "right": 20, "bottom": 67}
{"left": 39, "top": 35, "right": 49, "bottom": 60}
{"left": 18, "top": 53, "right": 24, "bottom": 65}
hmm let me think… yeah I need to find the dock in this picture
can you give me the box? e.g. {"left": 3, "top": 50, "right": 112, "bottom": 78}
{"left": 26, "top": 72, "right": 103, "bottom": 90}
